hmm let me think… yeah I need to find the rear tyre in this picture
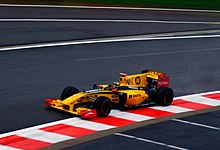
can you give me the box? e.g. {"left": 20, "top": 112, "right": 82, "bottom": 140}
{"left": 61, "top": 86, "right": 79, "bottom": 100}
{"left": 94, "top": 97, "right": 112, "bottom": 117}
{"left": 157, "top": 87, "right": 174, "bottom": 106}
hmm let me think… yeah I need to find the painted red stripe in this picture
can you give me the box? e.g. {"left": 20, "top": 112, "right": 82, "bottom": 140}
{"left": 0, "top": 135, "right": 50, "bottom": 150}
{"left": 90, "top": 116, "right": 135, "bottom": 126}
{"left": 202, "top": 93, "right": 220, "bottom": 100}
{"left": 172, "top": 99, "right": 212, "bottom": 110}
{"left": 40, "top": 124, "right": 95, "bottom": 137}
{"left": 127, "top": 108, "right": 173, "bottom": 117}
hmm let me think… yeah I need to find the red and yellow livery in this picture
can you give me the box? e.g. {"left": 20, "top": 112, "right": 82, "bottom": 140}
{"left": 46, "top": 69, "right": 174, "bottom": 118}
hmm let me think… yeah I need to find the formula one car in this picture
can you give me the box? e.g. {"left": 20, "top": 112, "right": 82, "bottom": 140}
{"left": 46, "top": 69, "right": 174, "bottom": 119}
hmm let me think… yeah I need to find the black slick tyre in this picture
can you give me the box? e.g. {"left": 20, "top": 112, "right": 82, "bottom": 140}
{"left": 94, "top": 97, "right": 112, "bottom": 117}
{"left": 61, "top": 86, "right": 79, "bottom": 100}
{"left": 157, "top": 87, "right": 174, "bottom": 106}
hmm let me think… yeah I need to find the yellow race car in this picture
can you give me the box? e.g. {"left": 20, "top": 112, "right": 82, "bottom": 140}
{"left": 45, "top": 69, "right": 174, "bottom": 118}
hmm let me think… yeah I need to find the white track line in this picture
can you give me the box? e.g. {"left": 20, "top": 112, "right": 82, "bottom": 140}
{"left": 0, "top": 3, "right": 220, "bottom": 13}
{"left": 1, "top": 35, "right": 220, "bottom": 52}
{"left": 1, "top": 19, "right": 220, "bottom": 25}
{"left": 173, "top": 119, "right": 220, "bottom": 131}
{"left": 115, "top": 133, "right": 189, "bottom": 150}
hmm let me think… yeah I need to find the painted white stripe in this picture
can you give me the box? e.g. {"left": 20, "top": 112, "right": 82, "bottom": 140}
{"left": 180, "top": 95, "right": 220, "bottom": 106}
{"left": 0, "top": 145, "right": 21, "bottom": 150}
{"left": 151, "top": 105, "right": 193, "bottom": 113}
{"left": 1, "top": 19, "right": 220, "bottom": 25}
{"left": 0, "top": 118, "right": 81, "bottom": 138}
{"left": 0, "top": 3, "right": 220, "bottom": 13}
{"left": 1, "top": 35, "right": 220, "bottom": 52}
{"left": 62, "top": 117, "right": 115, "bottom": 131}
{"left": 16, "top": 130, "right": 74, "bottom": 143}
{"left": 173, "top": 119, "right": 220, "bottom": 131}
{"left": 110, "top": 110, "right": 154, "bottom": 122}
{"left": 115, "top": 133, "right": 188, "bottom": 150}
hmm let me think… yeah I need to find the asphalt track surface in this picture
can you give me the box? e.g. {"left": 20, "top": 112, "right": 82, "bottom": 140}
{"left": 0, "top": 4, "right": 220, "bottom": 149}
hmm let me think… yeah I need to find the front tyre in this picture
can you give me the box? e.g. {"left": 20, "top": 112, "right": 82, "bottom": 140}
{"left": 61, "top": 86, "right": 79, "bottom": 100}
{"left": 157, "top": 87, "right": 174, "bottom": 106}
{"left": 94, "top": 97, "right": 112, "bottom": 117}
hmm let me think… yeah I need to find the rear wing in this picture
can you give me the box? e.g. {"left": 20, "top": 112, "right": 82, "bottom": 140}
{"left": 157, "top": 74, "right": 170, "bottom": 88}
{"left": 142, "top": 69, "right": 170, "bottom": 88}
{"left": 119, "top": 69, "right": 170, "bottom": 88}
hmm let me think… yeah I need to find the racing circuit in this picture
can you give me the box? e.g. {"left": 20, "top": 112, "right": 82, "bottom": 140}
{"left": 0, "top": 3, "right": 220, "bottom": 150}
